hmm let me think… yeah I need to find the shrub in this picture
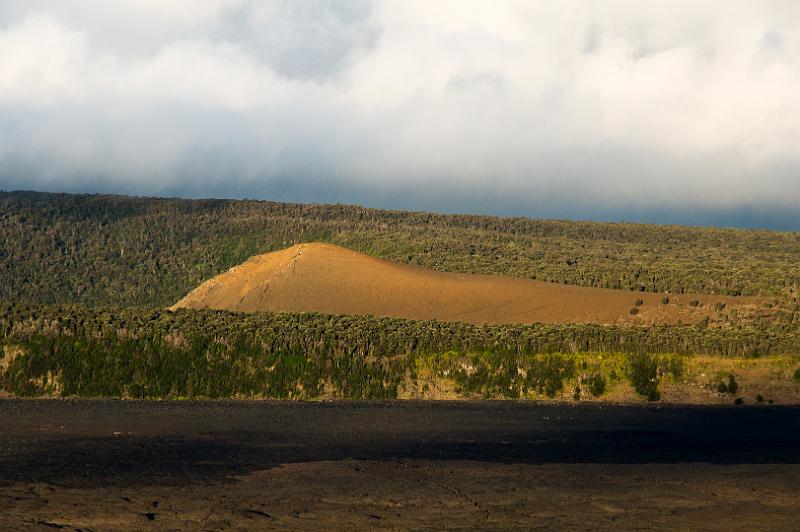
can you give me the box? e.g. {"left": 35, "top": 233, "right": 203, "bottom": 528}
{"left": 646, "top": 387, "right": 661, "bottom": 401}
{"left": 523, "top": 353, "right": 576, "bottom": 398}
{"left": 727, "top": 374, "right": 738, "bottom": 395}
{"left": 689, "top": 300, "right": 700, "bottom": 307}
{"left": 634, "top": 299, "right": 644, "bottom": 307}
{"left": 629, "top": 307, "right": 639, "bottom": 316}
{"left": 718, "top": 374, "right": 738, "bottom": 395}
{"left": 661, "top": 297, "right": 669, "bottom": 305}
{"left": 794, "top": 367, "right": 800, "bottom": 382}
{"left": 734, "top": 397, "right": 744, "bottom": 405}
{"left": 628, "top": 353, "right": 661, "bottom": 401}
{"left": 581, "top": 373, "right": 606, "bottom": 397}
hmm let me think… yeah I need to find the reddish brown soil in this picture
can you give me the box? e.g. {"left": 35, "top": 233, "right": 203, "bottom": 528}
{"left": 173, "top": 243, "right": 758, "bottom": 325}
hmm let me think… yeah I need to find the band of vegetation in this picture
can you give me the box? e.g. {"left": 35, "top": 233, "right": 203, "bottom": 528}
{"left": 2, "top": 191, "right": 800, "bottom": 307}
{"left": 2, "top": 305, "right": 798, "bottom": 400}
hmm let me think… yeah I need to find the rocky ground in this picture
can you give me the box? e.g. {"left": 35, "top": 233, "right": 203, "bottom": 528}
{"left": 1, "top": 400, "right": 799, "bottom": 530}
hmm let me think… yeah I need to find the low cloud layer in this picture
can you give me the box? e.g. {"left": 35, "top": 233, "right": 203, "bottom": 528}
{"left": 1, "top": 1, "right": 799, "bottom": 229}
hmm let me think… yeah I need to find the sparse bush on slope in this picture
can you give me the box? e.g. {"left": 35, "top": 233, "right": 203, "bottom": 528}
{"left": 627, "top": 353, "right": 683, "bottom": 401}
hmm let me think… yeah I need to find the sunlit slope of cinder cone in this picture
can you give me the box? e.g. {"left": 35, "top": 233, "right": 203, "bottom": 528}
{"left": 172, "top": 243, "right": 758, "bottom": 325}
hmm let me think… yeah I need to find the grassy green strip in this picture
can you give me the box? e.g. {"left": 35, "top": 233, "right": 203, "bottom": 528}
{"left": 2, "top": 305, "right": 797, "bottom": 400}
{"left": 2, "top": 332, "right": 689, "bottom": 401}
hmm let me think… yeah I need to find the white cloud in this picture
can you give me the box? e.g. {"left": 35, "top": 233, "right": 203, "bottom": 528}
{"left": 0, "top": 1, "right": 799, "bottom": 226}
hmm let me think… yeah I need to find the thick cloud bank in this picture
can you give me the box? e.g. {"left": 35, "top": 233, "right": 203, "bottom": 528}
{"left": 1, "top": 1, "right": 799, "bottom": 228}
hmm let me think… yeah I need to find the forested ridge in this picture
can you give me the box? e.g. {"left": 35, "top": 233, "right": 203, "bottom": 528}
{"left": 2, "top": 190, "right": 800, "bottom": 307}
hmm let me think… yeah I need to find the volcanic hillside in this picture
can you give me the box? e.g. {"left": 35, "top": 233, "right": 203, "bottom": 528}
{"left": 172, "top": 243, "right": 759, "bottom": 325}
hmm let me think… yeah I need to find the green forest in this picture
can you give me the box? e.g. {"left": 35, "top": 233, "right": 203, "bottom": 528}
{"left": 1, "top": 304, "right": 798, "bottom": 400}
{"left": 2, "top": 191, "right": 800, "bottom": 307}
{"left": 1, "top": 191, "right": 799, "bottom": 400}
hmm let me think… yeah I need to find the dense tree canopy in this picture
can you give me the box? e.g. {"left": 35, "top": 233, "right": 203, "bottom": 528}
{"left": 2, "top": 191, "right": 800, "bottom": 307}
{"left": 1, "top": 304, "right": 797, "bottom": 399}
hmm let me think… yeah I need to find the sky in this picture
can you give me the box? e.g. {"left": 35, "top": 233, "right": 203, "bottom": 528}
{"left": 0, "top": 1, "right": 799, "bottom": 230}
